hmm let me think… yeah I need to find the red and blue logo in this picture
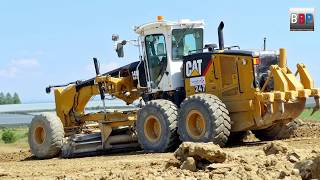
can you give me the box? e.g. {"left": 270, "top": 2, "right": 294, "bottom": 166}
{"left": 290, "top": 8, "right": 315, "bottom": 31}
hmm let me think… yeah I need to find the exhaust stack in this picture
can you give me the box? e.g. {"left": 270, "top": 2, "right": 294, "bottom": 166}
{"left": 279, "top": 48, "right": 286, "bottom": 69}
{"left": 218, "top": 21, "right": 224, "bottom": 50}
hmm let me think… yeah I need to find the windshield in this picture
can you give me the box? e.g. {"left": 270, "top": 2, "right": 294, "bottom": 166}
{"left": 172, "top": 28, "right": 203, "bottom": 60}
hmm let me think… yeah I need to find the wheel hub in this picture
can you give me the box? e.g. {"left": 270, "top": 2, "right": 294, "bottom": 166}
{"left": 143, "top": 115, "right": 162, "bottom": 142}
{"left": 34, "top": 126, "right": 46, "bottom": 144}
{"left": 186, "top": 110, "right": 206, "bottom": 139}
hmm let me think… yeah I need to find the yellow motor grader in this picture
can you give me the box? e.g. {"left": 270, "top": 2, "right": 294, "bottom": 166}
{"left": 28, "top": 17, "right": 319, "bottom": 158}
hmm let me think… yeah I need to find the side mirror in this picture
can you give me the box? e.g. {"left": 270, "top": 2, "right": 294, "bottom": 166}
{"left": 112, "top": 34, "right": 119, "bottom": 41}
{"left": 116, "top": 40, "right": 127, "bottom": 58}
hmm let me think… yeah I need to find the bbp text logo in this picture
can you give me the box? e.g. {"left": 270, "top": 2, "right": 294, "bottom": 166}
{"left": 290, "top": 8, "right": 315, "bottom": 31}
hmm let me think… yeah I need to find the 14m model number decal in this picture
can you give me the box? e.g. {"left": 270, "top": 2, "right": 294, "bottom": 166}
{"left": 190, "top": 76, "right": 205, "bottom": 92}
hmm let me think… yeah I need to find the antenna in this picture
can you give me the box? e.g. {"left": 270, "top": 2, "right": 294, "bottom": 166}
{"left": 263, "top": 37, "right": 266, "bottom": 51}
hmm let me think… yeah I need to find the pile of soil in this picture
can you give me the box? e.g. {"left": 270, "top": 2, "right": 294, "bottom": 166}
{"left": 166, "top": 141, "right": 320, "bottom": 180}
{"left": 293, "top": 121, "right": 320, "bottom": 138}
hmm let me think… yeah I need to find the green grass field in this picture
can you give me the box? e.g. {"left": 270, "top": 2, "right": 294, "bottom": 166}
{"left": 0, "top": 125, "right": 29, "bottom": 146}
{"left": 298, "top": 108, "right": 320, "bottom": 121}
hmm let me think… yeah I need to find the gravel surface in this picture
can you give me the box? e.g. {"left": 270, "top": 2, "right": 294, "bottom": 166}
{"left": 0, "top": 121, "right": 319, "bottom": 180}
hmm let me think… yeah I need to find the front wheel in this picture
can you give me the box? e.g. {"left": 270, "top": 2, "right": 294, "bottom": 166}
{"left": 177, "top": 94, "right": 231, "bottom": 147}
{"left": 28, "top": 113, "right": 64, "bottom": 159}
{"left": 136, "top": 99, "right": 179, "bottom": 152}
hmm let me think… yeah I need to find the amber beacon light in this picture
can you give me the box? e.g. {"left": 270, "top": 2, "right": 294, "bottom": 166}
{"left": 157, "top": 16, "right": 164, "bottom": 21}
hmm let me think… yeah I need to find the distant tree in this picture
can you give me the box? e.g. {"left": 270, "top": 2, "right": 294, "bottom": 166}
{"left": 0, "top": 92, "right": 4, "bottom": 105}
{"left": 12, "top": 92, "right": 21, "bottom": 104}
{"left": 0, "top": 92, "right": 21, "bottom": 105}
{"left": 5, "top": 93, "right": 13, "bottom": 104}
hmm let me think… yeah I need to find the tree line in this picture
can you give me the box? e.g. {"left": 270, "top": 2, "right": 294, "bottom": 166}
{"left": 0, "top": 92, "right": 21, "bottom": 105}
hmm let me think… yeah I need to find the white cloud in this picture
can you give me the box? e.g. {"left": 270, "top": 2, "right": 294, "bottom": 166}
{"left": 11, "top": 58, "right": 39, "bottom": 67}
{"left": 0, "top": 58, "right": 40, "bottom": 78}
{"left": 0, "top": 67, "right": 18, "bottom": 78}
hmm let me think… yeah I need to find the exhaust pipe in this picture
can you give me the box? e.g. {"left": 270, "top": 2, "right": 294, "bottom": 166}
{"left": 279, "top": 48, "right": 286, "bottom": 69}
{"left": 218, "top": 21, "right": 224, "bottom": 50}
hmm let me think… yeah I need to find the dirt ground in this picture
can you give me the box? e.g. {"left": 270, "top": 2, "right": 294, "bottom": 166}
{"left": 0, "top": 121, "right": 320, "bottom": 180}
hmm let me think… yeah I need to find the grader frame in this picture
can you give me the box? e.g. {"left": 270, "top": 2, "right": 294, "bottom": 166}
{"left": 28, "top": 18, "right": 319, "bottom": 159}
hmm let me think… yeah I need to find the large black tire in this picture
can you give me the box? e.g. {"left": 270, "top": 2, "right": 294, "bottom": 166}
{"left": 136, "top": 99, "right": 179, "bottom": 152}
{"left": 177, "top": 94, "right": 231, "bottom": 147}
{"left": 253, "top": 120, "right": 298, "bottom": 141}
{"left": 28, "top": 113, "right": 64, "bottom": 159}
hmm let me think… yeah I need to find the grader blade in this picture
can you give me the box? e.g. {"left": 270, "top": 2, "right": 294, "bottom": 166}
{"left": 61, "top": 133, "right": 140, "bottom": 158}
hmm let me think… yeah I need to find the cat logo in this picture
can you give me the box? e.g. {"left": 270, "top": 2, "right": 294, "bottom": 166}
{"left": 185, "top": 59, "right": 202, "bottom": 77}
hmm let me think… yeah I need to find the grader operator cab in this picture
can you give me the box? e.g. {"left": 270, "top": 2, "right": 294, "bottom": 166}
{"left": 28, "top": 17, "right": 320, "bottom": 158}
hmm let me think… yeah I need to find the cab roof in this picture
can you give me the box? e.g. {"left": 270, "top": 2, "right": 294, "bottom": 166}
{"left": 134, "top": 19, "right": 204, "bottom": 35}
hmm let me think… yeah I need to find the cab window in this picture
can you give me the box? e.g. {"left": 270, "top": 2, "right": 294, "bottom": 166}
{"left": 172, "top": 28, "right": 203, "bottom": 60}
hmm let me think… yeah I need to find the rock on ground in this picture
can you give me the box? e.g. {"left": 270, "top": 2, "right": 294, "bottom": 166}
{"left": 287, "top": 152, "right": 300, "bottom": 163}
{"left": 263, "top": 141, "right": 288, "bottom": 155}
{"left": 295, "top": 154, "right": 320, "bottom": 180}
{"left": 180, "top": 157, "right": 197, "bottom": 172}
{"left": 174, "top": 142, "right": 226, "bottom": 163}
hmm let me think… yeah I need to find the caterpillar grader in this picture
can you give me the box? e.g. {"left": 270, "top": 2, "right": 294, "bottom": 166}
{"left": 28, "top": 17, "right": 320, "bottom": 159}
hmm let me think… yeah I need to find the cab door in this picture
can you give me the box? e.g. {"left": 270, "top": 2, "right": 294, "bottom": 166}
{"left": 143, "top": 34, "right": 168, "bottom": 91}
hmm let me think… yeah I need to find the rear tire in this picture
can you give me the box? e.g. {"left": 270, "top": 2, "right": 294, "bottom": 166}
{"left": 28, "top": 113, "right": 64, "bottom": 159}
{"left": 177, "top": 94, "right": 231, "bottom": 147}
{"left": 253, "top": 120, "right": 298, "bottom": 141}
{"left": 136, "top": 99, "right": 179, "bottom": 152}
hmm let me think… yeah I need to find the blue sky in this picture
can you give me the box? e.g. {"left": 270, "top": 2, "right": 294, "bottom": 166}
{"left": 0, "top": 0, "right": 319, "bottom": 103}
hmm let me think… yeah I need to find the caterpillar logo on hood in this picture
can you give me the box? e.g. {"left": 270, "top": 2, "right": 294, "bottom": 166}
{"left": 185, "top": 59, "right": 202, "bottom": 77}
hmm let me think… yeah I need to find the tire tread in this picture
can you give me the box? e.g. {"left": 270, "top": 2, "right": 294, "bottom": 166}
{"left": 137, "top": 99, "right": 179, "bottom": 152}
{"left": 178, "top": 93, "right": 231, "bottom": 147}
